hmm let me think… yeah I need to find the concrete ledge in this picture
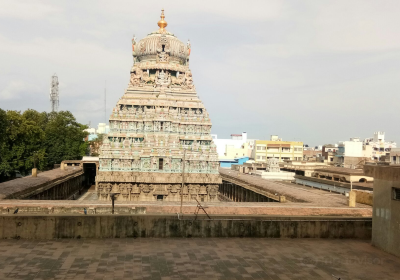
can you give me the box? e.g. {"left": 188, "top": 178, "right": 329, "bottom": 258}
{"left": 353, "top": 190, "right": 373, "bottom": 206}
{"left": 0, "top": 215, "right": 372, "bottom": 239}
{"left": 294, "top": 175, "right": 373, "bottom": 191}
{"left": 364, "top": 164, "right": 400, "bottom": 181}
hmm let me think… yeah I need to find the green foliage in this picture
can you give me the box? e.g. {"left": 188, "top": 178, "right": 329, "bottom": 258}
{"left": 43, "top": 111, "right": 89, "bottom": 167}
{"left": 0, "top": 109, "right": 89, "bottom": 181}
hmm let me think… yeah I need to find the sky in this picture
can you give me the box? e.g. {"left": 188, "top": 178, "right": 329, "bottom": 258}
{"left": 0, "top": 0, "right": 400, "bottom": 146}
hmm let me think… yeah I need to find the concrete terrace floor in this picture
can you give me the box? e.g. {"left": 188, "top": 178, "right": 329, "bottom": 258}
{"left": 0, "top": 238, "right": 399, "bottom": 280}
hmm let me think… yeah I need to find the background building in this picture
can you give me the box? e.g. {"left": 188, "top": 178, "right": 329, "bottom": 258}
{"left": 252, "top": 135, "right": 303, "bottom": 163}
{"left": 364, "top": 131, "right": 396, "bottom": 160}
{"left": 213, "top": 132, "right": 257, "bottom": 160}
{"left": 84, "top": 123, "right": 110, "bottom": 141}
{"left": 331, "top": 132, "right": 397, "bottom": 168}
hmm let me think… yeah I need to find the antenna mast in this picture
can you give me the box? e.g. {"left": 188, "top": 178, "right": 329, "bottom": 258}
{"left": 50, "top": 74, "right": 59, "bottom": 112}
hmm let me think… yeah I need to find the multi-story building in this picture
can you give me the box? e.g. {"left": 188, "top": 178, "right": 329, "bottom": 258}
{"left": 322, "top": 144, "right": 338, "bottom": 163}
{"left": 364, "top": 131, "right": 396, "bottom": 160}
{"left": 252, "top": 135, "right": 303, "bottom": 163}
{"left": 333, "top": 132, "right": 397, "bottom": 167}
{"left": 334, "top": 138, "right": 365, "bottom": 167}
{"left": 213, "top": 132, "right": 257, "bottom": 160}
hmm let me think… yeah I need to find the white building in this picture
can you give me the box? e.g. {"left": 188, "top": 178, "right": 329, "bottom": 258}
{"left": 334, "top": 132, "right": 397, "bottom": 167}
{"left": 97, "top": 123, "right": 110, "bottom": 134}
{"left": 364, "top": 131, "right": 396, "bottom": 160}
{"left": 213, "top": 132, "right": 257, "bottom": 160}
{"left": 84, "top": 123, "right": 110, "bottom": 141}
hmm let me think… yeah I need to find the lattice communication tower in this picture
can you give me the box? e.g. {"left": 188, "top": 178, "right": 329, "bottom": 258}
{"left": 50, "top": 74, "right": 59, "bottom": 112}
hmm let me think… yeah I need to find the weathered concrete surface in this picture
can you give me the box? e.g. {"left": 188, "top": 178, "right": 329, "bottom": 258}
{"left": 364, "top": 164, "right": 400, "bottom": 257}
{"left": 354, "top": 189, "right": 373, "bottom": 206}
{"left": 219, "top": 169, "right": 372, "bottom": 208}
{"left": 295, "top": 174, "right": 373, "bottom": 191}
{"left": 0, "top": 167, "right": 83, "bottom": 199}
{"left": 0, "top": 214, "right": 372, "bottom": 239}
{"left": 1, "top": 239, "right": 399, "bottom": 280}
{"left": 0, "top": 200, "right": 373, "bottom": 216}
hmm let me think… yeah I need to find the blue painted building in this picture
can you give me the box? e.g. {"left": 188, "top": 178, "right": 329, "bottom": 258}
{"left": 219, "top": 156, "right": 249, "bottom": 168}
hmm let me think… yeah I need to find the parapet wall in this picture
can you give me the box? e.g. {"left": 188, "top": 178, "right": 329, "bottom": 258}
{"left": 0, "top": 215, "right": 372, "bottom": 239}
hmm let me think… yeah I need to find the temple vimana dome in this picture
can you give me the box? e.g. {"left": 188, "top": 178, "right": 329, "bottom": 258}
{"left": 96, "top": 10, "right": 222, "bottom": 202}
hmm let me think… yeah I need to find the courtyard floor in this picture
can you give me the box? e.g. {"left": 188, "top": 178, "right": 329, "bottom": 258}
{"left": 0, "top": 238, "right": 399, "bottom": 280}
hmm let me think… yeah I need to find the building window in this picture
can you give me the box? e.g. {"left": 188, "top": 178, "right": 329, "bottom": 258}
{"left": 262, "top": 156, "right": 266, "bottom": 160}
{"left": 262, "top": 146, "right": 266, "bottom": 150}
{"left": 159, "top": 158, "right": 163, "bottom": 170}
{"left": 393, "top": 188, "right": 400, "bottom": 200}
{"left": 257, "top": 146, "right": 261, "bottom": 150}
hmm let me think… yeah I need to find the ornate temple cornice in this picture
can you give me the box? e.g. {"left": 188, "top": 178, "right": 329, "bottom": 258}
{"left": 134, "top": 62, "right": 188, "bottom": 73}
{"left": 97, "top": 172, "right": 222, "bottom": 184}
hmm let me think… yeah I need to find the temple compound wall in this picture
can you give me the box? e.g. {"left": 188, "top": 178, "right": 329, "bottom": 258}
{"left": 95, "top": 10, "right": 222, "bottom": 201}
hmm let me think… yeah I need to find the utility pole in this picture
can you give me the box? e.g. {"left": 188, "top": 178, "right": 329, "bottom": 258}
{"left": 180, "top": 149, "right": 186, "bottom": 215}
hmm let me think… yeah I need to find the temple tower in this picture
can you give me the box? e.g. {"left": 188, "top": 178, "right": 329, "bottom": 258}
{"left": 96, "top": 10, "right": 221, "bottom": 202}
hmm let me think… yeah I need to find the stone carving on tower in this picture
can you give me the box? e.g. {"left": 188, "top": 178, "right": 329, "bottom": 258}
{"left": 96, "top": 10, "right": 221, "bottom": 202}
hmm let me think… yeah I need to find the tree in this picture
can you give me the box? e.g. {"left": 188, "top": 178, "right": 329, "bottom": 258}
{"left": 0, "top": 110, "right": 45, "bottom": 179}
{"left": 43, "top": 111, "right": 89, "bottom": 167}
{"left": 0, "top": 109, "right": 89, "bottom": 182}
{"left": 22, "top": 109, "right": 49, "bottom": 131}
{"left": 0, "top": 109, "right": 9, "bottom": 181}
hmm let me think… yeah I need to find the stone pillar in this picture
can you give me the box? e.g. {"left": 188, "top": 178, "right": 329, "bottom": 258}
{"left": 279, "top": 196, "right": 286, "bottom": 203}
{"left": 61, "top": 163, "right": 65, "bottom": 170}
{"left": 349, "top": 191, "right": 356, "bottom": 207}
{"left": 235, "top": 185, "right": 239, "bottom": 202}
{"left": 32, "top": 168, "right": 37, "bottom": 177}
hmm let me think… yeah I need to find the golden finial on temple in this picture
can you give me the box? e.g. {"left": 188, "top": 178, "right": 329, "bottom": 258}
{"left": 157, "top": 9, "right": 168, "bottom": 31}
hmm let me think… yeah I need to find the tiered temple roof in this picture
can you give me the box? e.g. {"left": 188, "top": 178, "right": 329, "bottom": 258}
{"left": 96, "top": 10, "right": 221, "bottom": 202}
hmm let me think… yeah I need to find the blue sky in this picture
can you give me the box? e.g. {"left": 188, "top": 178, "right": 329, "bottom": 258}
{"left": 0, "top": 0, "right": 399, "bottom": 145}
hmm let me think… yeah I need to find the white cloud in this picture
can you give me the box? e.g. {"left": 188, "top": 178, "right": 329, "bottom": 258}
{"left": 0, "top": 0, "right": 61, "bottom": 20}
{"left": 0, "top": 0, "right": 400, "bottom": 144}
{"left": 0, "top": 80, "right": 30, "bottom": 100}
